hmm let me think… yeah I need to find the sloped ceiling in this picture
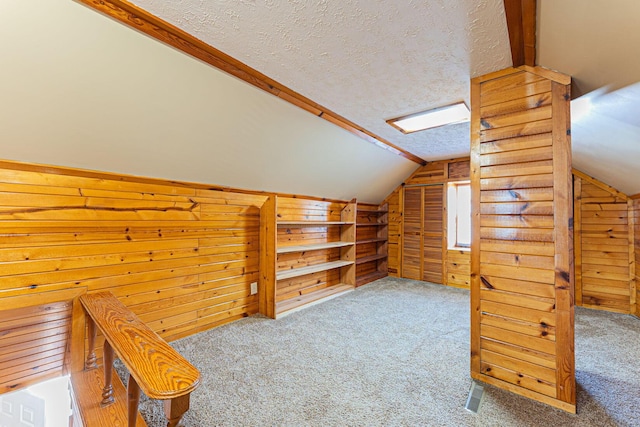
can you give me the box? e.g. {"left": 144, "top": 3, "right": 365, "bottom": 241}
{"left": 129, "top": 0, "right": 513, "bottom": 161}
{"left": 0, "top": 0, "right": 416, "bottom": 203}
{"left": 4, "top": 1, "right": 637, "bottom": 199}
{"left": 538, "top": 0, "right": 640, "bottom": 196}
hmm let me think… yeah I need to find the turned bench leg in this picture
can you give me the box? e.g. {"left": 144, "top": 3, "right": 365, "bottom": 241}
{"left": 163, "top": 394, "right": 190, "bottom": 427}
{"left": 101, "top": 340, "right": 115, "bottom": 406}
{"left": 85, "top": 317, "right": 97, "bottom": 370}
{"left": 127, "top": 375, "right": 141, "bottom": 427}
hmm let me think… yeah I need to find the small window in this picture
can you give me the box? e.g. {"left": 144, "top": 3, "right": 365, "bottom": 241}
{"left": 448, "top": 181, "right": 471, "bottom": 249}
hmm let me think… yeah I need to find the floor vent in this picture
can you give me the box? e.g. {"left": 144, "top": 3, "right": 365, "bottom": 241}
{"left": 465, "top": 381, "right": 484, "bottom": 413}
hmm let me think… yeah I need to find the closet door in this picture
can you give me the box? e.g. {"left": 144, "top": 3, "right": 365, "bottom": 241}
{"left": 402, "top": 185, "right": 444, "bottom": 284}
{"left": 402, "top": 187, "right": 422, "bottom": 280}
{"left": 422, "top": 185, "right": 443, "bottom": 283}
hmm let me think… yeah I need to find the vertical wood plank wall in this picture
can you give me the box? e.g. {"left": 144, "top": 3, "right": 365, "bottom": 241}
{"left": 386, "top": 158, "right": 471, "bottom": 289}
{"left": 470, "top": 67, "right": 575, "bottom": 412}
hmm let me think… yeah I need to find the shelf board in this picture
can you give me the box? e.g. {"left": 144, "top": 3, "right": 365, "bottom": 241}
{"left": 356, "top": 222, "right": 388, "bottom": 226}
{"left": 277, "top": 241, "right": 354, "bottom": 254}
{"left": 276, "top": 260, "right": 354, "bottom": 280}
{"left": 276, "top": 283, "right": 353, "bottom": 315}
{"left": 277, "top": 221, "right": 353, "bottom": 226}
{"left": 356, "top": 271, "right": 387, "bottom": 286}
{"left": 358, "top": 209, "right": 388, "bottom": 214}
{"left": 356, "top": 238, "right": 387, "bottom": 245}
{"left": 355, "top": 254, "right": 388, "bottom": 265}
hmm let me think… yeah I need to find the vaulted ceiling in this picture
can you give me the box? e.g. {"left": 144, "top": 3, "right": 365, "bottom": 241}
{"left": 131, "top": 0, "right": 512, "bottom": 161}
{"left": 2, "top": 0, "right": 639, "bottom": 200}
{"left": 129, "top": 0, "right": 640, "bottom": 195}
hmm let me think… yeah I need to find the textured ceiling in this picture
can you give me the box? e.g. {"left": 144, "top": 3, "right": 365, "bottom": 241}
{"left": 130, "top": 0, "right": 513, "bottom": 161}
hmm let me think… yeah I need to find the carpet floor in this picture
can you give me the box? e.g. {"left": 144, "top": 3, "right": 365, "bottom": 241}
{"left": 124, "top": 277, "right": 640, "bottom": 426}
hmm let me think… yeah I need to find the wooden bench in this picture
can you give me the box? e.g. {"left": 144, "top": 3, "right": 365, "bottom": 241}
{"left": 80, "top": 291, "right": 200, "bottom": 427}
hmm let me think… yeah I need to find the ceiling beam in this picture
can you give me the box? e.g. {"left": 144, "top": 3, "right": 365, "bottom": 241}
{"left": 76, "top": 0, "right": 426, "bottom": 166}
{"left": 504, "top": 0, "right": 537, "bottom": 67}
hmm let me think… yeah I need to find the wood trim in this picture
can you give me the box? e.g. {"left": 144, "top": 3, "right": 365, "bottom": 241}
{"left": 628, "top": 199, "right": 637, "bottom": 314}
{"left": 441, "top": 175, "right": 449, "bottom": 285}
{"left": 504, "top": 0, "right": 525, "bottom": 66}
{"left": 517, "top": 65, "right": 571, "bottom": 85}
{"left": 503, "top": 0, "right": 537, "bottom": 67}
{"left": 469, "top": 77, "right": 482, "bottom": 376}
{"left": 573, "top": 176, "right": 583, "bottom": 306}
{"left": 522, "top": 0, "right": 537, "bottom": 66}
{"left": 259, "top": 195, "right": 277, "bottom": 319}
{"left": 572, "top": 168, "right": 629, "bottom": 201}
{"left": 398, "top": 186, "right": 405, "bottom": 278}
{"left": 473, "top": 68, "right": 520, "bottom": 84}
{"left": 419, "top": 188, "right": 425, "bottom": 280}
{"left": 75, "top": 0, "right": 426, "bottom": 166}
{"left": 470, "top": 371, "right": 576, "bottom": 414}
{"left": 551, "top": 81, "right": 575, "bottom": 406}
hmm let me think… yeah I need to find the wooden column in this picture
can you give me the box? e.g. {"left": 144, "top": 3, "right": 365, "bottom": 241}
{"left": 470, "top": 66, "right": 575, "bottom": 413}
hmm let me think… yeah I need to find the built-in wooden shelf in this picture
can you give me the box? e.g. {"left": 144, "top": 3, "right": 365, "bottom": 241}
{"left": 276, "top": 283, "right": 353, "bottom": 314}
{"left": 356, "top": 237, "right": 387, "bottom": 245}
{"left": 277, "top": 241, "right": 354, "bottom": 254}
{"left": 355, "top": 270, "right": 387, "bottom": 287}
{"left": 277, "top": 220, "right": 353, "bottom": 226}
{"left": 260, "top": 197, "right": 357, "bottom": 318}
{"left": 276, "top": 260, "right": 354, "bottom": 281}
{"left": 355, "top": 254, "right": 387, "bottom": 265}
{"left": 354, "top": 202, "right": 389, "bottom": 287}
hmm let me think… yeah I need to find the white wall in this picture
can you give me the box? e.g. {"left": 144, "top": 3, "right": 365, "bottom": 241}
{"left": 0, "top": 0, "right": 417, "bottom": 203}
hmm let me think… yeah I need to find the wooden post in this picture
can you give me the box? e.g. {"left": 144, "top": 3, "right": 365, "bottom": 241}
{"left": 163, "top": 395, "right": 191, "bottom": 427}
{"left": 85, "top": 317, "right": 97, "bottom": 370}
{"left": 101, "top": 340, "right": 115, "bottom": 406}
{"left": 127, "top": 376, "right": 141, "bottom": 427}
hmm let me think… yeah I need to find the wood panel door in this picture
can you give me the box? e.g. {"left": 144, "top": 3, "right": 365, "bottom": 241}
{"left": 402, "top": 186, "right": 444, "bottom": 284}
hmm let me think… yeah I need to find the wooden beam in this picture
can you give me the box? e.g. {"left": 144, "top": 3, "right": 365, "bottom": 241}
{"left": 76, "top": 0, "right": 426, "bottom": 166}
{"left": 504, "top": 0, "right": 537, "bottom": 67}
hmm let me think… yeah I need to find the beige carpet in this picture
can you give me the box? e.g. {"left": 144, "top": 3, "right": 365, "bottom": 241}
{"left": 121, "top": 277, "right": 640, "bottom": 426}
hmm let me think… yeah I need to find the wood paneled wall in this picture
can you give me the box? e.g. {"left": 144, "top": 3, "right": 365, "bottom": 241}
{"left": 631, "top": 194, "right": 640, "bottom": 317}
{"left": 0, "top": 160, "right": 271, "bottom": 388}
{"left": 470, "top": 66, "right": 575, "bottom": 413}
{"left": 0, "top": 301, "right": 71, "bottom": 392}
{"left": 573, "top": 170, "right": 636, "bottom": 314}
{"left": 385, "top": 158, "right": 471, "bottom": 289}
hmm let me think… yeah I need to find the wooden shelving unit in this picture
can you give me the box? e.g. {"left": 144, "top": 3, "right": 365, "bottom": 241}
{"left": 355, "top": 203, "right": 389, "bottom": 286}
{"left": 259, "top": 196, "right": 356, "bottom": 318}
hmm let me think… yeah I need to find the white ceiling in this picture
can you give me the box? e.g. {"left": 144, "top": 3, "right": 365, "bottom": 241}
{"left": 132, "top": 0, "right": 640, "bottom": 196}
{"left": 130, "top": 0, "right": 513, "bottom": 161}
{"left": 538, "top": 0, "right": 640, "bottom": 196}
{"left": 3, "top": 0, "right": 638, "bottom": 200}
{"left": 0, "top": 0, "right": 416, "bottom": 204}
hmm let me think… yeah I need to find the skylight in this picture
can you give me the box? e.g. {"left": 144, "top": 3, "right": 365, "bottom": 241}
{"left": 387, "top": 102, "right": 470, "bottom": 134}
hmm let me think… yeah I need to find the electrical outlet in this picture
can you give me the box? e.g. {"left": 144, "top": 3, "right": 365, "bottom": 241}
{"left": 250, "top": 282, "right": 258, "bottom": 295}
